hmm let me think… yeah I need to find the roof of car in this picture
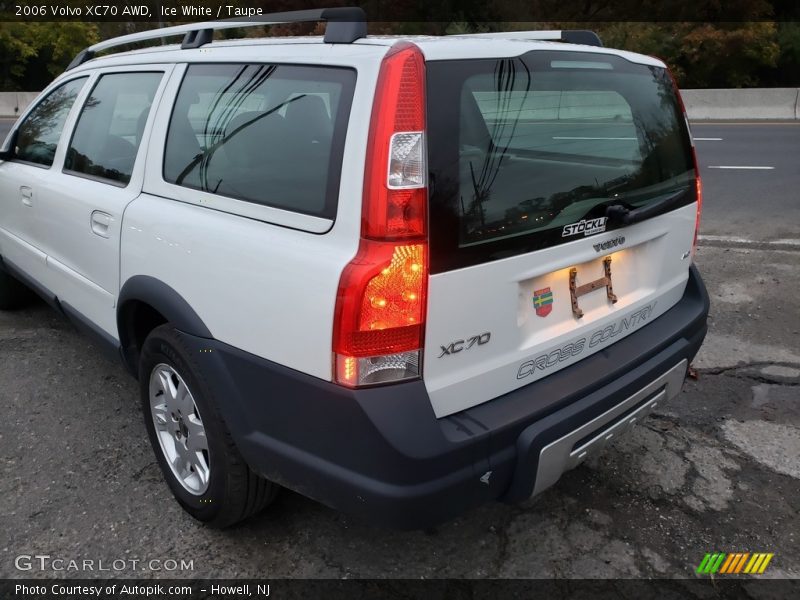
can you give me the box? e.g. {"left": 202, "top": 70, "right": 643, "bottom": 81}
{"left": 62, "top": 8, "right": 665, "bottom": 73}
{"left": 67, "top": 34, "right": 666, "bottom": 74}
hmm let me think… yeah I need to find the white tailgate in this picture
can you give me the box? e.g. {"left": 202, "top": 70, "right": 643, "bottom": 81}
{"left": 423, "top": 203, "right": 697, "bottom": 418}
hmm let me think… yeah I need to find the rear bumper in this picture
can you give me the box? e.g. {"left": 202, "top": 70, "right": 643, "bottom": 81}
{"left": 183, "top": 265, "right": 709, "bottom": 529}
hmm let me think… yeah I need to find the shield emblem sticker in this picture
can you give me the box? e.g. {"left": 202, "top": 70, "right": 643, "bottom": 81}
{"left": 533, "top": 287, "right": 554, "bottom": 317}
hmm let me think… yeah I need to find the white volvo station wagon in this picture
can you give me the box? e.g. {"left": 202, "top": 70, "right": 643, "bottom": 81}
{"left": 0, "top": 8, "right": 709, "bottom": 528}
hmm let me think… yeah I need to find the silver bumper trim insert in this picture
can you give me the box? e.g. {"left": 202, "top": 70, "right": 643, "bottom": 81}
{"left": 532, "top": 359, "right": 688, "bottom": 496}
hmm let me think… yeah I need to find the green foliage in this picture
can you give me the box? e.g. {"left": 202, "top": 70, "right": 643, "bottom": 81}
{"left": 599, "top": 22, "right": 781, "bottom": 88}
{"left": 775, "top": 22, "right": 800, "bottom": 84}
{"left": 444, "top": 21, "right": 490, "bottom": 35}
{"left": 0, "top": 2, "right": 795, "bottom": 91}
{"left": 678, "top": 22, "right": 780, "bottom": 87}
{"left": 0, "top": 22, "right": 99, "bottom": 91}
{"left": 447, "top": 18, "right": 790, "bottom": 88}
{"left": 0, "top": 24, "right": 40, "bottom": 81}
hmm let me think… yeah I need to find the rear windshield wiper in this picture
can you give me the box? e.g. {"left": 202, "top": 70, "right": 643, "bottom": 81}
{"left": 605, "top": 188, "right": 690, "bottom": 226}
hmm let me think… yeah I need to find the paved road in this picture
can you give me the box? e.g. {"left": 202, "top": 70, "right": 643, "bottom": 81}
{"left": 2, "top": 246, "right": 798, "bottom": 580}
{"left": 1, "top": 119, "right": 799, "bottom": 580}
{"left": 693, "top": 122, "right": 800, "bottom": 243}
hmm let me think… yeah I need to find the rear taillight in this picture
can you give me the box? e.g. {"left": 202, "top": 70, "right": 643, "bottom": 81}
{"left": 333, "top": 42, "right": 428, "bottom": 387}
{"left": 667, "top": 67, "right": 703, "bottom": 256}
{"left": 692, "top": 156, "right": 703, "bottom": 255}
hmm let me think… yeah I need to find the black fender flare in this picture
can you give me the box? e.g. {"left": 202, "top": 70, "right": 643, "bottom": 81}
{"left": 117, "top": 275, "right": 212, "bottom": 374}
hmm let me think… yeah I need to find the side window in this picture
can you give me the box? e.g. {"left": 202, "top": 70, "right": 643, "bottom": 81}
{"left": 14, "top": 78, "right": 88, "bottom": 167}
{"left": 163, "top": 63, "right": 356, "bottom": 219}
{"left": 64, "top": 72, "right": 163, "bottom": 186}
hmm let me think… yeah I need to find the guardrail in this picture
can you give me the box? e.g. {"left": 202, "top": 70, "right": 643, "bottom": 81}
{"left": 2, "top": 88, "right": 799, "bottom": 121}
{"left": 680, "top": 88, "right": 800, "bottom": 121}
{"left": 0, "top": 92, "right": 37, "bottom": 120}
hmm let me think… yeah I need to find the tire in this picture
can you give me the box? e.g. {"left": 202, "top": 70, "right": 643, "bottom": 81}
{"left": 0, "top": 265, "right": 34, "bottom": 310}
{"left": 139, "top": 324, "right": 278, "bottom": 527}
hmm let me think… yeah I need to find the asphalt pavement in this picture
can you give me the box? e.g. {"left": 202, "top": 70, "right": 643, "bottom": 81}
{"left": 1, "top": 119, "right": 799, "bottom": 580}
{"left": 693, "top": 122, "right": 800, "bottom": 243}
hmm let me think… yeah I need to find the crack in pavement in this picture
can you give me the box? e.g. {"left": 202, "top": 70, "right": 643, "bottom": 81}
{"left": 696, "top": 362, "right": 800, "bottom": 386}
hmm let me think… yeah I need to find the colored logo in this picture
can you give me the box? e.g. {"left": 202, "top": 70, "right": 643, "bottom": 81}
{"left": 533, "top": 287, "right": 553, "bottom": 317}
{"left": 696, "top": 552, "right": 774, "bottom": 575}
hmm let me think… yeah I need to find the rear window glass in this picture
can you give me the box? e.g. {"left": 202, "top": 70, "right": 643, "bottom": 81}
{"left": 163, "top": 64, "right": 356, "bottom": 219}
{"left": 470, "top": 88, "right": 637, "bottom": 161}
{"left": 427, "top": 51, "right": 696, "bottom": 271}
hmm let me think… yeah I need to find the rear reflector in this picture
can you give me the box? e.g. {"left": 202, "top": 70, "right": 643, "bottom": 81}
{"left": 333, "top": 42, "right": 429, "bottom": 388}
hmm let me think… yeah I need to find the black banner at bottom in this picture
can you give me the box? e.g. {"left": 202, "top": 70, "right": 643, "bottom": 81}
{"left": 2, "top": 578, "right": 799, "bottom": 600}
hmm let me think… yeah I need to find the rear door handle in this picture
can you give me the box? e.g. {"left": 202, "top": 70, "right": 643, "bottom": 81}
{"left": 20, "top": 186, "right": 33, "bottom": 207}
{"left": 90, "top": 210, "right": 113, "bottom": 238}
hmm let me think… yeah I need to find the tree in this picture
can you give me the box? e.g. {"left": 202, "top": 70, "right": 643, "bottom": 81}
{"left": 773, "top": 22, "right": 800, "bottom": 85}
{"left": 0, "top": 22, "right": 99, "bottom": 91}
{"left": 600, "top": 22, "right": 780, "bottom": 88}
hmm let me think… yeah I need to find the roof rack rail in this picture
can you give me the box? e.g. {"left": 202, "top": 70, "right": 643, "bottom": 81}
{"left": 66, "top": 6, "right": 367, "bottom": 70}
{"left": 450, "top": 30, "right": 603, "bottom": 48}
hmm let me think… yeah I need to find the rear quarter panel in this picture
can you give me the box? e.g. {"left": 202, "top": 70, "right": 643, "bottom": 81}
{"left": 121, "top": 46, "right": 384, "bottom": 380}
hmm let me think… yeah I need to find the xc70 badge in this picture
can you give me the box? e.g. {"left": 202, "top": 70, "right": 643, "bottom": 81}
{"left": 439, "top": 332, "right": 491, "bottom": 357}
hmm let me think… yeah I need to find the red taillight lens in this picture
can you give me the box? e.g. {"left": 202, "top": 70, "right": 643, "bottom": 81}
{"left": 693, "top": 156, "right": 703, "bottom": 254}
{"left": 667, "top": 67, "right": 702, "bottom": 256}
{"left": 333, "top": 42, "right": 428, "bottom": 387}
{"left": 362, "top": 42, "right": 427, "bottom": 241}
{"left": 334, "top": 242, "right": 427, "bottom": 357}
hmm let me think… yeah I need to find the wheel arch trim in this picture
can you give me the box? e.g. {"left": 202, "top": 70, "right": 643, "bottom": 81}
{"left": 117, "top": 275, "right": 213, "bottom": 374}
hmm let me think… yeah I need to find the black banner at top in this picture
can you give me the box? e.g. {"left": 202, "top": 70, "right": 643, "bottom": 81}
{"left": 1, "top": 0, "right": 799, "bottom": 23}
